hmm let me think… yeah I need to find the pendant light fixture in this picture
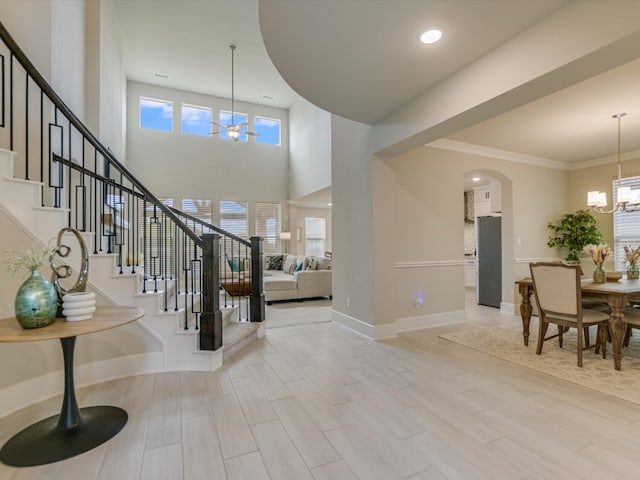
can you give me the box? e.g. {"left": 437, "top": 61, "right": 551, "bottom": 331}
{"left": 587, "top": 113, "right": 640, "bottom": 213}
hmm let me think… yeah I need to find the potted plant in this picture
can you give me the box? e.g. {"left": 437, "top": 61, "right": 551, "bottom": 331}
{"left": 547, "top": 209, "right": 603, "bottom": 262}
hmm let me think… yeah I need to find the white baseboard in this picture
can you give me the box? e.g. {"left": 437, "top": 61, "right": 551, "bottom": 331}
{"left": 331, "top": 310, "right": 375, "bottom": 339}
{"left": 500, "top": 302, "right": 517, "bottom": 315}
{"left": 394, "top": 310, "right": 467, "bottom": 335}
{"left": 332, "top": 309, "right": 468, "bottom": 340}
{"left": 0, "top": 352, "right": 163, "bottom": 420}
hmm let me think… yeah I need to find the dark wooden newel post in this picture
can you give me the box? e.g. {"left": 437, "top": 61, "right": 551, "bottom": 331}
{"left": 250, "top": 236, "right": 265, "bottom": 323}
{"left": 200, "top": 233, "right": 222, "bottom": 350}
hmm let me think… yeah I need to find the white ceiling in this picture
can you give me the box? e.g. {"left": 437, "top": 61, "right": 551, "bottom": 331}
{"left": 112, "top": 0, "right": 640, "bottom": 200}
{"left": 112, "top": 0, "right": 299, "bottom": 109}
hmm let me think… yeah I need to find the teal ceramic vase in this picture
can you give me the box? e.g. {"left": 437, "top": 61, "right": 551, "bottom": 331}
{"left": 14, "top": 270, "right": 58, "bottom": 329}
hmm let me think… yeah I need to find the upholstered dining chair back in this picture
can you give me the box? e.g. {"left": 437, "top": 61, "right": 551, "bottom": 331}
{"left": 529, "top": 261, "right": 608, "bottom": 367}
{"left": 530, "top": 262, "right": 580, "bottom": 316}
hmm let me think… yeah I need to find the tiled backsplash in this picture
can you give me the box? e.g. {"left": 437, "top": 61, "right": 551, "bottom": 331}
{"left": 464, "top": 222, "right": 476, "bottom": 255}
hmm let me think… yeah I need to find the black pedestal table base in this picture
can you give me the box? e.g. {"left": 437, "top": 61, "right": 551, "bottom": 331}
{"left": 0, "top": 406, "right": 127, "bottom": 467}
{"left": 0, "top": 335, "right": 128, "bottom": 467}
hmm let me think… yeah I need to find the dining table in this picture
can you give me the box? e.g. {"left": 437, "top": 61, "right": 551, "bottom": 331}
{"left": 516, "top": 276, "right": 640, "bottom": 371}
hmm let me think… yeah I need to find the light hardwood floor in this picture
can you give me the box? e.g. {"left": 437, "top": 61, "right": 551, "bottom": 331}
{"left": 2, "top": 292, "right": 640, "bottom": 479}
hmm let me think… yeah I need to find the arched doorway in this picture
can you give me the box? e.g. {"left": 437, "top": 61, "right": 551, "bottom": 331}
{"left": 463, "top": 169, "right": 514, "bottom": 311}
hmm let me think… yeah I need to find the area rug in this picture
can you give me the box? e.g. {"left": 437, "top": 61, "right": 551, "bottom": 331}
{"left": 440, "top": 322, "right": 640, "bottom": 405}
{"left": 265, "top": 298, "right": 332, "bottom": 329}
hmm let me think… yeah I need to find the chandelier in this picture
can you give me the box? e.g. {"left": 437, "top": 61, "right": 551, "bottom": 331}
{"left": 587, "top": 113, "right": 640, "bottom": 213}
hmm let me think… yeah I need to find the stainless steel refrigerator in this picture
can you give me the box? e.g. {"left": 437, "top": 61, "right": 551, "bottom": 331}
{"left": 477, "top": 216, "right": 501, "bottom": 308}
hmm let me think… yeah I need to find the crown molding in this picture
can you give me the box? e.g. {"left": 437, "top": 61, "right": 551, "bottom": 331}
{"left": 427, "top": 138, "right": 640, "bottom": 172}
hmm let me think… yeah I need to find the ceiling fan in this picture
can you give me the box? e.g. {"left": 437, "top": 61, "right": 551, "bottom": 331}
{"left": 211, "top": 44, "right": 259, "bottom": 141}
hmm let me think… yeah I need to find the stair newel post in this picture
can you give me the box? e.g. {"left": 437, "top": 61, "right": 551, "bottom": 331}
{"left": 200, "top": 233, "right": 222, "bottom": 350}
{"left": 249, "top": 236, "right": 265, "bottom": 323}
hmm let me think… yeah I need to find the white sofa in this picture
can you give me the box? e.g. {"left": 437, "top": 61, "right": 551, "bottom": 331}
{"left": 262, "top": 254, "right": 332, "bottom": 303}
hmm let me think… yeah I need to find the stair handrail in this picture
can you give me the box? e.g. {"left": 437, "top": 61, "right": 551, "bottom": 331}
{"left": 170, "top": 206, "right": 265, "bottom": 323}
{"left": 0, "top": 21, "right": 201, "bottom": 247}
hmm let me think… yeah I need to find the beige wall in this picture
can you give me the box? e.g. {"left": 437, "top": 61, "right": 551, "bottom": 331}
{"left": 390, "top": 145, "right": 569, "bottom": 321}
{"left": 290, "top": 206, "right": 332, "bottom": 257}
{"left": 127, "top": 81, "right": 289, "bottom": 204}
{"left": 289, "top": 99, "right": 332, "bottom": 200}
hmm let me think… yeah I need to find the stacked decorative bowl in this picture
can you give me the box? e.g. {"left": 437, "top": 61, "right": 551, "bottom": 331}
{"left": 62, "top": 291, "right": 96, "bottom": 321}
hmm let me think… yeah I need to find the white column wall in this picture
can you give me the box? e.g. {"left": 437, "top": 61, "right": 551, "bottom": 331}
{"left": 289, "top": 98, "right": 331, "bottom": 200}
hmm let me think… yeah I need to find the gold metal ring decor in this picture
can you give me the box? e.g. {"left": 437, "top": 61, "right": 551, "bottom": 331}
{"left": 49, "top": 227, "right": 90, "bottom": 316}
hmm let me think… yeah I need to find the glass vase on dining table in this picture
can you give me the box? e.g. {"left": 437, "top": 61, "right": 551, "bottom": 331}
{"left": 628, "top": 262, "right": 639, "bottom": 280}
{"left": 592, "top": 264, "right": 606, "bottom": 284}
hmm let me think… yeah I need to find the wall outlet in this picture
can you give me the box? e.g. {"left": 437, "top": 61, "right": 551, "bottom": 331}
{"left": 346, "top": 297, "right": 351, "bottom": 308}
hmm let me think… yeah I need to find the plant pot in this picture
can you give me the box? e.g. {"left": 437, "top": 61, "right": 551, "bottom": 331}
{"left": 14, "top": 270, "right": 58, "bottom": 329}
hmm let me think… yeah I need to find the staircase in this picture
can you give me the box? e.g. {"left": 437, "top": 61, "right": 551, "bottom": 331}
{"left": 0, "top": 147, "right": 263, "bottom": 371}
{"left": 0, "top": 21, "right": 266, "bottom": 377}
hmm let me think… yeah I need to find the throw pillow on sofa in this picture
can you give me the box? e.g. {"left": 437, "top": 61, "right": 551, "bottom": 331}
{"left": 315, "top": 256, "right": 331, "bottom": 270}
{"left": 267, "top": 254, "right": 284, "bottom": 270}
{"left": 227, "top": 257, "right": 241, "bottom": 272}
{"left": 305, "top": 256, "right": 318, "bottom": 270}
{"left": 282, "top": 254, "right": 298, "bottom": 274}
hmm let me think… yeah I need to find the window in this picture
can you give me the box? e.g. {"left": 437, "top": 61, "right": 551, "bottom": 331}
{"left": 181, "top": 198, "right": 213, "bottom": 234}
{"left": 139, "top": 97, "right": 173, "bottom": 131}
{"left": 305, "top": 217, "right": 326, "bottom": 257}
{"left": 218, "top": 110, "right": 248, "bottom": 142}
{"left": 181, "top": 104, "right": 212, "bottom": 136}
{"left": 255, "top": 116, "right": 281, "bottom": 145}
{"left": 220, "top": 201, "right": 248, "bottom": 238}
{"left": 255, "top": 203, "right": 281, "bottom": 254}
{"left": 613, "top": 176, "right": 640, "bottom": 270}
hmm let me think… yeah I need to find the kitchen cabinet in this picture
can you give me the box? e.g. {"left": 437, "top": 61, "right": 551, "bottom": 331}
{"left": 473, "top": 187, "right": 490, "bottom": 217}
{"left": 474, "top": 184, "right": 501, "bottom": 216}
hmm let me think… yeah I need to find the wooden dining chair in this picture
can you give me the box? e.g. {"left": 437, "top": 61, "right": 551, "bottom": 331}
{"left": 621, "top": 307, "right": 640, "bottom": 347}
{"left": 529, "top": 262, "right": 608, "bottom": 367}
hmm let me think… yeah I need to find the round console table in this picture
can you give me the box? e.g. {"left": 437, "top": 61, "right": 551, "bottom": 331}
{"left": 0, "top": 305, "right": 145, "bottom": 467}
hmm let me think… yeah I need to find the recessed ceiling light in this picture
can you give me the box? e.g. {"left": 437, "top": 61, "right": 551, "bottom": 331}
{"left": 327, "top": 203, "right": 333, "bottom": 207}
{"left": 419, "top": 27, "right": 443, "bottom": 44}
{"left": 472, "top": 177, "right": 481, "bottom": 182}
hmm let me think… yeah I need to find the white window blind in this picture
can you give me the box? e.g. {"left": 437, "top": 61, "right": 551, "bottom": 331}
{"left": 613, "top": 176, "right": 640, "bottom": 270}
{"left": 305, "top": 217, "right": 326, "bottom": 257}
{"left": 182, "top": 198, "right": 213, "bottom": 234}
{"left": 255, "top": 202, "right": 281, "bottom": 254}
{"left": 220, "top": 201, "right": 248, "bottom": 239}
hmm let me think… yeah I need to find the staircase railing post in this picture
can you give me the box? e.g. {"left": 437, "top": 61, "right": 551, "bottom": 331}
{"left": 200, "top": 233, "right": 222, "bottom": 350}
{"left": 249, "top": 236, "right": 265, "bottom": 322}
